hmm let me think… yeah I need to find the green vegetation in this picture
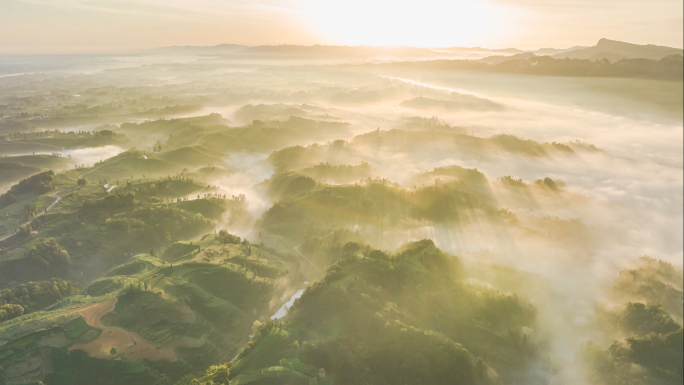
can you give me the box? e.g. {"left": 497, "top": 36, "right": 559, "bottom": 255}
{"left": 582, "top": 258, "right": 684, "bottom": 385}
{"left": 0, "top": 233, "right": 298, "bottom": 385}
{"left": 0, "top": 278, "right": 79, "bottom": 321}
{"left": 583, "top": 319, "right": 683, "bottom": 385}
{"left": 175, "top": 239, "right": 542, "bottom": 385}
{"left": 619, "top": 302, "right": 681, "bottom": 336}
{"left": 0, "top": 45, "right": 680, "bottom": 385}
{"left": 353, "top": 129, "right": 576, "bottom": 158}
{"left": 383, "top": 53, "right": 684, "bottom": 81}
{"left": 152, "top": 145, "right": 226, "bottom": 168}
{"left": 0, "top": 161, "right": 40, "bottom": 183}
{"left": 298, "top": 162, "right": 373, "bottom": 184}
{"left": 0, "top": 155, "right": 71, "bottom": 169}
{"left": 0, "top": 170, "right": 54, "bottom": 209}
{"left": 612, "top": 257, "right": 683, "bottom": 319}
{"left": 28, "top": 237, "right": 71, "bottom": 268}
{"left": 258, "top": 171, "right": 487, "bottom": 244}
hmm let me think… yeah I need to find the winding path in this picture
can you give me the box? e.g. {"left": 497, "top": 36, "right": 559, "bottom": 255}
{"left": 0, "top": 187, "right": 76, "bottom": 242}
{"left": 0, "top": 156, "right": 132, "bottom": 242}
{"left": 78, "top": 156, "right": 132, "bottom": 178}
{"left": 293, "top": 244, "right": 322, "bottom": 273}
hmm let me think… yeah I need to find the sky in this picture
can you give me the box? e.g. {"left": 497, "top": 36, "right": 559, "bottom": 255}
{"left": 1, "top": 0, "right": 682, "bottom": 54}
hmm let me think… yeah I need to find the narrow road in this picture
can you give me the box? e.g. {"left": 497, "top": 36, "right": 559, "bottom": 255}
{"left": 78, "top": 156, "right": 132, "bottom": 178}
{"left": 194, "top": 132, "right": 229, "bottom": 155}
{"left": 195, "top": 133, "right": 210, "bottom": 145}
{"left": 0, "top": 156, "right": 133, "bottom": 242}
{"left": 0, "top": 187, "right": 76, "bottom": 242}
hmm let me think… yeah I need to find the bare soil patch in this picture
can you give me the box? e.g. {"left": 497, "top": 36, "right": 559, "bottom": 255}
{"left": 69, "top": 297, "right": 178, "bottom": 362}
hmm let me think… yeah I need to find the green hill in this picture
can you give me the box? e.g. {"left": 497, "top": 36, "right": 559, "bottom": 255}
{"left": 0, "top": 161, "right": 41, "bottom": 185}
{"left": 117, "top": 114, "right": 229, "bottom": 136}
{"left": 0, "top": 234, "right": 300, "bottom": 385}
{"left": 267, "top": 141, "right": 355, "bottom": 173}
{"left": 182, "top": 240, "right": 544, "bottom": 385}
{"left": 1, "top": 154, "right": 71, "bottom": 169}
{"left": 79, "top": 157, "right": 177, "bottom": 181}
{"left": 353, "top": 129, "right": 575, "bottom": 157}
{"left": 152, "top": 145, "right": 226, "bottom": 168}
{"left": 185, "top": 165, "right": 236, "bottom": 183}
{"left": 0, "top": 155, "right": 71, "bottom": 191}
{"left": 198, "top": 124, "right": 304, "bottom": 153}
{"left": 297, "top": 162, "right": 373, "bottom": 184}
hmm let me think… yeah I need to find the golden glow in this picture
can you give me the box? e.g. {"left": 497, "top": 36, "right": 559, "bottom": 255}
{"left": 305, "top": 0, "right": 512, "bottom": 47}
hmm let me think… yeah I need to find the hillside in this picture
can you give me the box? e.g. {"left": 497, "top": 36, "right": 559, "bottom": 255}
{"left": 199, "top": 123, "right": 306, "bottom": 153}
{"left": 188, "top": 240, "right": 544, "bottom": 385}
{"left": 380, "top": 53, "right": 684, "bottom": 80}
{"left": 152, "top": 146, "right": 226, "bottom": 168}
{"left": 1, "top": 34, "right": 681, "bottom": 385}
{"left": 117, "top": 114, "right": 229, "bottom": 137}
{"left": 0, "top": 161, "right": 41, "bottom": 185}
{"left": 0, "top": 235, "right": 301, "bottom": 385}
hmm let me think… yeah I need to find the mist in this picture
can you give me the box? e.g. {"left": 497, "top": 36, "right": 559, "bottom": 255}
{"left": 0, "top": 39, "right": 681, "bottom": 385}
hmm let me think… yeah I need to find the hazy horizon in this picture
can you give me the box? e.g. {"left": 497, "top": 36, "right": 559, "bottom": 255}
{"left": 1, "top": 0, "right": 683, "bottom": 54}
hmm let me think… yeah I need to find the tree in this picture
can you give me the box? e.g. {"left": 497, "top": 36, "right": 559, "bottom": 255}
{"left": 29, "top": 238, "right": 71, "bottom": 268}
{"left": 110, "top": 347, "right": 118, "bottom": 356}
{"left": 55, "top": 249, "right": 71, "bottom": 267}
{"left": 77, "top": 178, "right": 87, "bottom": 187}
{"left": 0, "top": 304, "right": 24, "bottom": 322}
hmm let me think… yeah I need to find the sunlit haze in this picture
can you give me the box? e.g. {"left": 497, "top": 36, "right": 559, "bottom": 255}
{"left": 1, "top": 0, "right": 682, "bottom": 53}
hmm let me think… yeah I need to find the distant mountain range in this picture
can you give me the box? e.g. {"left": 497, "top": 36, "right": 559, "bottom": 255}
{"left": 151, "top": 44, "right": 249, "bottom": 55}
{"left": 477, "top": 39, "right": 683, "bottom": 66}
{"left": 550, "top": 38, "right": 683, "bottom": 61}
{"left": 151, "top": 39, "right": 683, "bottom": 67}
{"left": 434, "top": 46, "right": 526, "bottom": 54}
{"left": 478, "top": 52, "right": 536, "bottom": 65}
{"left": 152, "top": 44, "right": 446, "bottom": 58}
{"left": 532, "top": 46, "right": 589, "bottom": 55}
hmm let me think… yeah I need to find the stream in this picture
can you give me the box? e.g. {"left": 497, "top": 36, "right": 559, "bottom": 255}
{"left": 270, "top": 289, "right": 305, "bottom": 320}
{"left": 230, "top": 288, "right": 306, "bottom": 362}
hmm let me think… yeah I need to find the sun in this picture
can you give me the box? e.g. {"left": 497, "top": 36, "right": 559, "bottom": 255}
{"left": 305, "top": 0, "right": 510, "bottom": 47}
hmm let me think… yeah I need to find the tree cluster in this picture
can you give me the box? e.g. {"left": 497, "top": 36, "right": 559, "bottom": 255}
{"left": 83, "top": 192, "right": 136, "bottom": 209}
{"left": 0, "top": 170, "right": 54, "bottom": 209}
{"left": 0, "top": 278, "right": 80, "bottom": 321}
{"left": 28, "top": 237, "right": 71, "bottom": 268}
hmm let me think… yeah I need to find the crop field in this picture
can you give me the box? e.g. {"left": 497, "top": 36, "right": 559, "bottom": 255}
{"left": 68, "top": 298, "right": 179, "bottom": 362}
{"left": 64, "top": 318, "right": 96, "bottom": 339}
